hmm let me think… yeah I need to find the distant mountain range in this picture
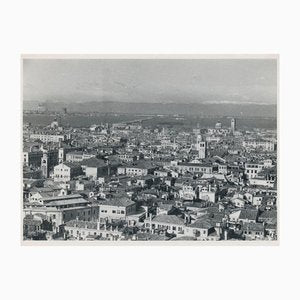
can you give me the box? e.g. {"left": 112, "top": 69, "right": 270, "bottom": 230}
{"left": 23, "top": 101, "right": 277, "bottom": 118}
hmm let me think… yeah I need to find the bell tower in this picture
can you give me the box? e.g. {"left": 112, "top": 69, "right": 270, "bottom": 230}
{"left": 58, "top": 148, "right": 64, "bottom": 164}
{"left": 41, "top": 152, "right": 49, "bottom": 178}
{"left": 196, "top": 135, "right": 206, "bottom": 159}
{"left": 231, "top": 118, "right": 236, "bottom": 133}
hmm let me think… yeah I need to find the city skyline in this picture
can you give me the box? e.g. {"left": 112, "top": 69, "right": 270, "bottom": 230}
{"left": 22, "top": 56, "right": 278, "bottom": 243}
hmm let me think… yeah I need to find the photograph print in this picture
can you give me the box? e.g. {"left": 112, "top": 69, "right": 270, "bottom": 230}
{"left": 22, "top": 55, "right": 278, "bottom": 244}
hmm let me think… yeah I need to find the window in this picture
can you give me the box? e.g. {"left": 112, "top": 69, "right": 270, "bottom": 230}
{"left": 112, "top": 210, "right": 116, "bottom": 213}
{"left": 121, "top": 210, "right": 125, "bottom": 214}
{"left": 172, "top": 226, "right": 176, "bottom": 230}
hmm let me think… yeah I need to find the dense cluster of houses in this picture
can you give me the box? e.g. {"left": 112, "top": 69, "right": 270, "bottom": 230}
{"left": 23, "top": 118, "right": 277, "bottom": 242}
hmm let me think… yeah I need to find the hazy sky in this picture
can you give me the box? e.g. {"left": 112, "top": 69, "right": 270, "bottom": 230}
{"left": 23, "top": 58, "right": 277, "bottom": 104}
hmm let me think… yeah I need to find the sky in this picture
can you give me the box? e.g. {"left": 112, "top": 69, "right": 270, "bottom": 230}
{"left": 23, "top": 58, "right": 277, "bottom": 104}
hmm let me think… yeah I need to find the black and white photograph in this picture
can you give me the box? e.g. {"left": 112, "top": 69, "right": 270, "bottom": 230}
{"left": 3, "top": 1, "right": 300, "bottom": 300}
{"left": 22, "top": 55, "right": 278, "bottom": 244}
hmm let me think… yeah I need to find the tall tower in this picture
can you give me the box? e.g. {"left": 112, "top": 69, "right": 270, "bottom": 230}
{"left": 231, "top": 118, "right": 236, "bottom": 133}
{"left": 196, "top": 135, "right": 206, "bottom": 159}
{"left": 58, "top": 148, "right": 64, "bottom": 164}
{"left": 41, "top": 152, "right": 49, "bottom": 178}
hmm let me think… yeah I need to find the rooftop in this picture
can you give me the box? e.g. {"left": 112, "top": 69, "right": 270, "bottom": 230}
{"left": 239, "top": 209, "right": 258, "bottom": 220}
{"left": 81, "top": 157, "right": 107, "bottom": 168}
{"left": 242, "top": 222, "right": 264, "bottom": 231}
{"left": 101, "top": 197, "right": 135, "bottom": 207}
{"left": 151, "top": 214, "right": 185, "bottom": 225}
{"left": 188, "top": 219, "right": 214, "bottom": 229}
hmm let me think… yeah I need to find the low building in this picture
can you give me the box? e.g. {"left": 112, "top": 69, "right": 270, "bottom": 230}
{"left": 144, "top": 214, "right": 185, "bottom": 235}
{"left": 53, "top": 162, "right": 82, "bottom": 182}
{"left": 242, "top": 222, "right": 265, "bottom": 240}
{"left": 28, "top": 186, "right": 68, "bottom": 203}
{"left": 30, "top": 133, "right": 67, "bottom": 143}
{"left": 65, "top": 220, "right": 125, "bottom": 240}
{"left": 244, "top": 162, "right": 264, "bottom": 179}
{"left": 198, "top": 186, "right": 216, "bottom": 202}
{"left": 23, "top": 149, "right": 43, "bottom": 167}
{"left": 179, "top": 183, "right": 197, "bottom": 200}
{"left": 176, "top": 162, "right": 212, "bottom": 174}
{"left": 80, "top": 158, "right": 109, "bottom": 179}
{"left": 154, "top": 169, "right": 170, "bottom": 177}
{"left": 118, "top": 161, "right": 157, "bottom": 177}
{"left": 99, "top": 198, "right": 136, "bottom": 220}
{"left": 75, "top": 180, "right": 95, "bottom": 191}
{"left": 23, "top": 203, "right": 99, "bottom": 230}
{"left": 217, "top": 163, "right": 228, "bottom": 174}
{"left": 249, "top": 167, "right": 277, "bottom": 187}
{"left": 242, "top": 139, "right": 276, "bottom": 152}
{"left": 66, "top": 151, "right": 96, "bottom": 162}
{"left": 32, "top": 193, "right": 89, "bottom": 208}
{"left": 258, "top": 210, "right": 277, "bottom": 224}
{"left": 231, "top": 197, "right": 246, "bottom": 208}
{"left": 184, "top": 219, "right": 218, "bottom": 240}
{"left": 239, "top": 209, "right": 258, "bottom": 223}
